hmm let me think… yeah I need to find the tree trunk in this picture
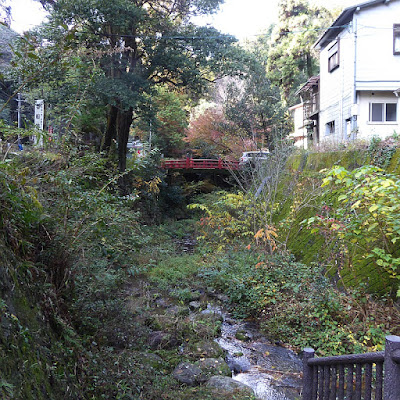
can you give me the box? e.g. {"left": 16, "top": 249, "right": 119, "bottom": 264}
{"left": 102, "top": 105, "right": 118, "bottom": 152}
{"left": 306, "top": 52, "right": 313, "bottom": 78}
{"left": 117, "top": 107, "right": 133, "bottom": 172}
{"left": 116, "top": 107, "right": 133, "bottom": 193}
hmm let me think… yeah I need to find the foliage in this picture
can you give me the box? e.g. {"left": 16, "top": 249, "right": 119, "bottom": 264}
{"left": 1, "top": 146, "right": 169, "bottom": 399}
{"left": 0, "top": 155, "right": 84, "bottom": 399}
{"left": 134, "top": 87, "right": 189, "bottom": 157}
{"left": 185, "top": 106, "right": 247, "bottom": 158}
{"left": 199, "top": 249, "right": 392, "bottom": 355}
{"left": 229, "top": 137, "right": 295, "bottom": 252}
{"left": 267, "top": 0, "right": 333, "bottom": 102}
{"left": 12, "top": 0, "right": 244, "bottom": 177}
{"left": 188, "top": 191, "right": 257, "bottom": 250}
{"left": 367, "top": 135, "right": 398, "bottom": 169}
{"left": 304, "top": 165, "right": 400, "bottom": 296}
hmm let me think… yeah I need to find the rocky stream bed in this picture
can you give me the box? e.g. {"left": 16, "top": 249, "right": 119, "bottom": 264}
{"left": 125, "top": 235, "right": 304, "bottom": 399}
{"left": 199, "top": 303, "right": 302, "bottom": 399}
{"left": 162, "top": 235, "right": 303, "bottom": 399}
{"left": 129, "top": 280, "right": 303, "bottom": 399}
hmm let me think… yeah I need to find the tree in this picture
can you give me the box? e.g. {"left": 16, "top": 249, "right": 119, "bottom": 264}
{"left": 0, "top": 24, "right": 19, "bottom": 125}
{"left": 205, "top": 35, "right": 287, "bottom": 151}
{"left": 185, "top": 106, "right": 248, "bottom": 158}
{"left": 0, "top": 0, "right": 11, "bottom": 26}
{"left": 33, "top": 0, "right": 241, "bottom": 184}
{"left": 267, "top": 0, "right": 333, "bottom": 103}
{"left": 133, "top": 87, "right": 189, "bottom": 157}
{"left": 222, "top": 52, "right": 286, "bottom": 149}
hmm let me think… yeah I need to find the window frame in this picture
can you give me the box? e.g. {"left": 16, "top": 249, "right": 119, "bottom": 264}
{"left": 394, "top": 24, "right": 400, "bottom": 55}
{"left": 328, "top": 40, "right": 340, "bottom": 72}
{"left": 369, "top": 102, "right": 398, "bottom": 123}
{"left": 325, "top": 120, "right": 335, "bottom": 135}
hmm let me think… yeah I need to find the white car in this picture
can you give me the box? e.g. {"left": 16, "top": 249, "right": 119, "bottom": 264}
{"left": 239, "top": 151, "right": 270, "bottom": 165}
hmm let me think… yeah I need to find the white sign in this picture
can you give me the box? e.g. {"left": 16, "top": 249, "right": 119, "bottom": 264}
{"left": 34, "top": 99, "right": 44, "bottom": 130}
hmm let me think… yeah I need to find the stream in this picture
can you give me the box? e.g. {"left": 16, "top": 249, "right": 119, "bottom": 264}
{"left": 203, "top": 304, "right": 303, "bottom": 400}
{"left": 176, "top": 236, "right": 303, "bottom": 399}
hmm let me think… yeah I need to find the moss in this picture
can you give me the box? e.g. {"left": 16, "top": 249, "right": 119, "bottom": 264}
{"left": 387, "top": 148, "right": 400, "bottom": 174}
{"left": 277, "top": 150, "right": 400, "bottom": 296}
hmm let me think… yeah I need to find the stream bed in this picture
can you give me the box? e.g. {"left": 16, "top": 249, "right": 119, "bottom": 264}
{"left": 176, "top": 236, "right": 303, "bottom": 399}
{"left": 203, "top": 304, "right": 303, "bottom": 400}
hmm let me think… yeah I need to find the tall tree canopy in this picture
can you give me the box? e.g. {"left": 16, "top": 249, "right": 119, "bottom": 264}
{"left": 14, "top": 0, "right": 244, "bottom": 185}
{"left": 222, "top": 36, "right": 285, "bottom": 150}
{"left": 267, "top": 0, "right": 333, "bottom": 103}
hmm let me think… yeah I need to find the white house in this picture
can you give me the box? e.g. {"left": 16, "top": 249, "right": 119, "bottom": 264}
{"left": 288, "top": 103, "right": 308, "bottom": 148}
{"left": 303, "top": 0, "right": 400, "bottom": 144}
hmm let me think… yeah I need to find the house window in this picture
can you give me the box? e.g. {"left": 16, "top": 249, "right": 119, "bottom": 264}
{"left": 369, "top": 103, "right": 397, "bottom": 122}
{"left": 328, "top": 41, "right": 339, "bottom": 72}
{"left": 394, "top": 24, "right": 400, "bottom": 55}
{"left": 326, "top": 121, "right": 335, "bottom": 135}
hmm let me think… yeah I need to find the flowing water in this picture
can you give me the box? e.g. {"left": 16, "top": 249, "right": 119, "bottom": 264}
{"left": 176, "top": 237, "right": 303, "bottom": 399}
{"left": 203, "top": 305, "right": 303, "bottom": 400}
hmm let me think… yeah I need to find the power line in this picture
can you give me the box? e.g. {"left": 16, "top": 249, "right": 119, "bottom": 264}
{"left": 89, "top": 23, "right": 353, "bottom": 41}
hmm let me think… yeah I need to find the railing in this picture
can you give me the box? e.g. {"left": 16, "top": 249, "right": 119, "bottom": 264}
{"left": 161, "top": 158, "right": 240, "bottom": 171}
{"left": 302, "top": 336, "right": 400, "bottom": 399}
{"left": 304, "top": 92, "right": 320, "bottom": 119}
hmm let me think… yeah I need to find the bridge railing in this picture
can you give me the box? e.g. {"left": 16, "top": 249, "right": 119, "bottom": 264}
{"left": 161, "top": 157, "right": 240, "bottom": 171}
{"left": 302, "top": 335, "right": 400, "bottom": 399}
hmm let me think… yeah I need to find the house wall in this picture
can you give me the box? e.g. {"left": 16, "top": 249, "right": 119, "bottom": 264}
{"left": 319, "top": 0, "right": 400, "bottom": 143}
{"left": 319, "top": 25, "right": 354, "bottom": 143}
{"left": 355, "top": 2, "right": 400, "bottom": 90}
{"left": 289, "top": 103, "right": 308, "bottom": 149}
{"left": 358, "top": 91, "right": 400, "bottom": 138}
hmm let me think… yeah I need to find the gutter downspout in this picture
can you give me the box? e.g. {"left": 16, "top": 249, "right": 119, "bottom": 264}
{"left": 352, "top": 16, "right": 358, "bottom": 139}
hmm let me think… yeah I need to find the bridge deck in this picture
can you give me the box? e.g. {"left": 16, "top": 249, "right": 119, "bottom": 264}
{"left": 161, "top": 158, "right": 240, "bottom": 171}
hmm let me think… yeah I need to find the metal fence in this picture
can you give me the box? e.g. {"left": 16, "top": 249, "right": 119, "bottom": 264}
{"left": 302, "top": 335, "right": 400, "bottom": 399}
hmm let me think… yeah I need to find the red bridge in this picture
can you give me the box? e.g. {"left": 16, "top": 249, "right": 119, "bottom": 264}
{"left": 161, "top": 157, "right": 240, "bottom": 171}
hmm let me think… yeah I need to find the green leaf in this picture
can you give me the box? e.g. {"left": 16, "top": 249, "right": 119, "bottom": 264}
{"left": 368, "top": 222, "right": 378, "bottom": 231}
{"left": 368, "top": 204, "right": 379, "bottom": 213}
{"left": 27, "top": 52, "right": 40, "bottom": 60}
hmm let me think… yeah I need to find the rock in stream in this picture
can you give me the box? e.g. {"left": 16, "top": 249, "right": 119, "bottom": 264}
{"left": 203, "top": 304, "right": 303, "bottom": 400}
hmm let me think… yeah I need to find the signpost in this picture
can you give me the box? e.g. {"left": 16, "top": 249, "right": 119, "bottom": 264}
{"left": 34, "top": 99, "right": 44, "bottom": 146}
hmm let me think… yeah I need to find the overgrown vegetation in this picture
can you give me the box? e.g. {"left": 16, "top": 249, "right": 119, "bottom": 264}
{"left": 186, "top": 185, "right": 400, "bottom": 356}
{"left": 2, "top": 139, "right": 400, "bottom": 399}
{"left": 2, "top": 0, "right": 400, "bottom": 397}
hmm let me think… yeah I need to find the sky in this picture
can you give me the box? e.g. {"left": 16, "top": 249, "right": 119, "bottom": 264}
{"left": 9, "top": 0, "right": 360, "bottom": 39}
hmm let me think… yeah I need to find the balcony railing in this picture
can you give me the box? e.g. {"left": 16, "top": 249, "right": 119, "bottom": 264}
{"left": 304, "top": 92, "right": 320, "bottom": 120}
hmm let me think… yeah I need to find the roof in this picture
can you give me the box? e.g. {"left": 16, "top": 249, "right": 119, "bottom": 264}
{"left": 288, "top": 102, "right": 304, "bottom": 111}
{"left": 314, "top": 0, "right": 397, "bottom": 50}
{"left": 295, "top": 75, "right": 320, "bottom": 96}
